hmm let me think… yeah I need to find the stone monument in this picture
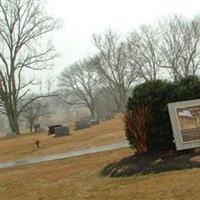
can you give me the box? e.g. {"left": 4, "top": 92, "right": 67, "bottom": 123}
{"left": 54, "top": 126, "right": 70, "bottom": 137}
{"left": 168, "top": 99, "right": 200, "bottom": 150}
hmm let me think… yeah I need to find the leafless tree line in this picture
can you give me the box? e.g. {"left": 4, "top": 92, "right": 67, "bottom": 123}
{"left": 59, "top": 15, "right": 200, "bottom": 116}
{"left": 22, "top": 96, "right": 50, "bottom": 133}
{"left": 1, "top": 0, "right": 200, "bottom": 135}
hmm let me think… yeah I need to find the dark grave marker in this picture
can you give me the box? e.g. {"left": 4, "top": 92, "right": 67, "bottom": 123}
{"left": 54, "top": 127, "right": 70, "bottom": 137}
{"left": 75, "top": 120, "right": 91, "bottom": 130}
{"left": 48, "top": 125, "right": 63, "bottom": 135}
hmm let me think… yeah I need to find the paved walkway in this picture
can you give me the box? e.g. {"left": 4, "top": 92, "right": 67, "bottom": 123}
{"left": 0, "top": 142, "right": 129, "bottom": 169}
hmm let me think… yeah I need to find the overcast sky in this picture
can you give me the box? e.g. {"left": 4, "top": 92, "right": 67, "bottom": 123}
{"left": 43, "top": 0, "right": 200, "bottom": 78}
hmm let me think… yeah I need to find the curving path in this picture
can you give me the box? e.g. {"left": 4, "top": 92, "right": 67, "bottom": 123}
{"left": 0, "top": 142, "right": 129, "bottom": 169}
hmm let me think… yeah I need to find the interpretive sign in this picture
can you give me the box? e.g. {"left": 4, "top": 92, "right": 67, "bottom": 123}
{"left": 168, "top": 99, "right": 200, "bottom": 150}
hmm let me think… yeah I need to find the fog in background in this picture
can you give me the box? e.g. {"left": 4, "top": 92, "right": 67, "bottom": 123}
{"left": 46, "top": 0, "right": 200, "bottom": 76}
{"left": 28, "top": 0, "right": 200, "bottom": 90}
{"left": 1, "top": 0, "right": 200, "bottom": 134}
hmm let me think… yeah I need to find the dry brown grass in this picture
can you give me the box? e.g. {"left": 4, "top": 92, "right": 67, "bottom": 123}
{"left": 0, "top": 115, "right": 126, "bottom": 161}
{"left": 1, "top": 148, "right": 200, "bottom": 200}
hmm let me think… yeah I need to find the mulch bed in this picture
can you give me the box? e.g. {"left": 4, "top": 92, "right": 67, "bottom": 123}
{"left": 101, "top": 149, "right": 200, "bottom": 177}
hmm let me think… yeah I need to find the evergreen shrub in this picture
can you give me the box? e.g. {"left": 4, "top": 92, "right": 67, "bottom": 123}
{"left": 126, "top": 76, "right": 200, "bottom": 152}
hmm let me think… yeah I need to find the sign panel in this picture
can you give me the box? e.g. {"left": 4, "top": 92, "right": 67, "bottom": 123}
{"left": 168, "top": 99, "right": 200, "bottom": 150}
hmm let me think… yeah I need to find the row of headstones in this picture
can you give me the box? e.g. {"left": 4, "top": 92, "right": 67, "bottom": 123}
{"left": 6, "top": 126, "right": 69, "bottom": 138}
{"left": 6, "top": 122, "right": 90, "bottom": 138}
{"left": 5, "top": 112, "right": 116, "bottom": 138}
{"left": 75, "top": 113, "right": 115, "bottom": 130}
{"left": 46, "top": 113, "right": 116, "bottom": 134}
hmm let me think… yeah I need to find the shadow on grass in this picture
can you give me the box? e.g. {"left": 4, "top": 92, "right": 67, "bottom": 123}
{"left": 101, "top": 150, "right": 200, "bottom": 177}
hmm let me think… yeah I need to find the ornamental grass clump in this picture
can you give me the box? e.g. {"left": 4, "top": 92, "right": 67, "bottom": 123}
{"left": 123, "top": 105, "right": 152, "bottom": 154}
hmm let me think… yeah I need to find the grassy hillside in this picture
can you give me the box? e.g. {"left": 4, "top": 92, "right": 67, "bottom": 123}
{"left": 1, "top": 114, "right": 200, "bottom": 199}
{"left": 1, "top": 148, "right": 200, "bottom": 200}
{"left": 0, "top": 115, "right": 126, "bottom": 161}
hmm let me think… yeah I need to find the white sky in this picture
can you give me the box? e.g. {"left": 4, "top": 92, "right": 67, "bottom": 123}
{"left": 43, "top": 0, "right": 200, "bottom": 78}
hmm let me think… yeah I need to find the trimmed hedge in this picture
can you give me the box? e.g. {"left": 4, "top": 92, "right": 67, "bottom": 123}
{"left": 126, "top": 76, "right": 200, "bottom": 152}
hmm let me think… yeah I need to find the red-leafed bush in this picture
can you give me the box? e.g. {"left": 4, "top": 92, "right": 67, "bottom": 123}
{"left": 123, "top": 105, "right": 152, "bottom": 154}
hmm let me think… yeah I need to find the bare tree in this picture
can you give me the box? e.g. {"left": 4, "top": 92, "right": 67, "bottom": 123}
{"left": 127, "top": 25, "right": 163, "bottom": 81}
{"left": 59, "top": 59, "right": 98, "bottom": 116}
{"left": 93, "top": 87, "right": 117, "bottom": 117}
{"left": 92, "top": 30, "right": 137, "bottom": 111}
{"left": 0, "top": 0, "right": 58, "bottom": 134}
{"left": 160, "top": 15, "right": 200, "bottom": 80}
{"left": 22, "top": 97, "right": 50, "bottom": 133}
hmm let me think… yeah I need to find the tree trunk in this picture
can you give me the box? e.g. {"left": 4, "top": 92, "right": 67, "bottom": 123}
{"left": 5, "top": 96, "right": 20, "bottom": 135}
{"left": 88, "top": 105, "right": 96, "bottom": 117}
{"left": 114, "top": 98, "right": 121, "bottom": 112}
{"left": 30, "top": 121, "right": 33, "bottom": 133}
{"left": 5, "top": 63, "right": 20, "bottom": 135}
{"left": 118, "top": 87, "right": 127, "bottom": 112}
{"left": 8, "top": 114, "right": 20, "bottom": 135}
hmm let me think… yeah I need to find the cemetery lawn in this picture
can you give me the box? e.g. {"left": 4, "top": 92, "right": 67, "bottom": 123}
{"left": 0, "top": 115, "right": 126, "bottom": 161}
{"left": 1, "top": 147, "right": 200, "bottom": 200}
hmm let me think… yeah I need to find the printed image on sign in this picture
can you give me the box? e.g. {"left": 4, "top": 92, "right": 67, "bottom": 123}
{"left": 176, "top": 106, "right": 200, "bottom": 143}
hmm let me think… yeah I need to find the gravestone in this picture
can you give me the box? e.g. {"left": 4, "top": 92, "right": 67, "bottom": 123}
{"left": 6, "top": 132, "right": 16, "bottom": 138}
{"left": 75, "top": 120, "right": 90, "bottom": 130}
{"left": 54, "top": 126, "right": 70, "bottom": 137}
{"left": 90, "top": 116, "right": 100, "bottom": 125}
{"left": 168, "top": 99, "right": 200, "bottom": 150}
{"left": 90, "top": 119, "right": 100, "bottom": 125}
{"left": 48, "top": 125, "right": 63, "bottom": 135}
